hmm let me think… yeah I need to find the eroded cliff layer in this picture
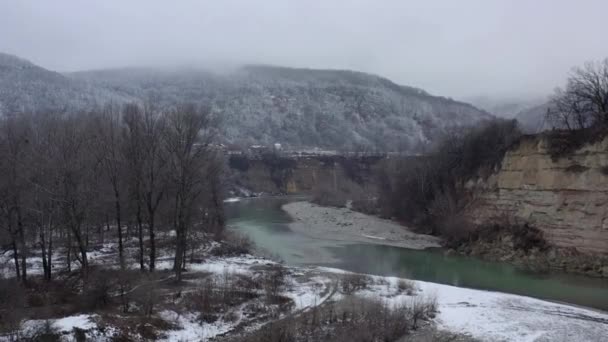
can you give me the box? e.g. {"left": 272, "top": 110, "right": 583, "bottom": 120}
{"left": 467, "top": 135, "right": 608, "bottom": 254}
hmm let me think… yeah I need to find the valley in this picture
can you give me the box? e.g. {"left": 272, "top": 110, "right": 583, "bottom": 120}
{"left": 1, "top": 14, "right": 608, "bottom": 339}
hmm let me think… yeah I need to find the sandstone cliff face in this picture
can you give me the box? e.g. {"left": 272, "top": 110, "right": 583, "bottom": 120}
{"left": 467, "top": 135, "right": 608, "bottom": 255}
{"left": 226, "top": 154, "right": 381, "bottom": 195}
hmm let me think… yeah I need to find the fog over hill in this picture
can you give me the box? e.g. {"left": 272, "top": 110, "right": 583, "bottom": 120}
{"left": 0, "top": 53, "right": 134, "bottom": 114}
{"left": 514, "top": 103, "right": 552, "bottom": 133}
{"left": 0, "top": 52, "right": 492, "bottom": 151}
{"left": 465, "top": 95, "right": 546, "bottom": 119}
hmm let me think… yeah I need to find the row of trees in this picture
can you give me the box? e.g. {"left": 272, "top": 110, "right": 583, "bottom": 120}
{"left": 0, "top": 103, "right": 224, "bottom": 282}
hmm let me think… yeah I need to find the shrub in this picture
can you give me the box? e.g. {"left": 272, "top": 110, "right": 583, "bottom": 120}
{"left": 311, "top": 176, "right": 371, "bottom": 209}
{"left": 350, "top": 197, "right": 378, "bottom": 215}
{"left": 312, "top": 186, "right": 347, "bottom": 207}
{"left": 545, "top": 126, "right": 608, "bottom": 160}
{"left": 27, "top": 292, "right": 46, "bottom": 307}
{"left": 213, "top": 231, "right": 254, "bottom": 256}
{"left": 378, "top": 119, "right": 521, "bottom": 234}
{"left": 0, "top": 279, "right": 26, "bottom": 335}
{"left": 339, "top": 273, "right": 371, "bottom": 295}
{"left": 263, "top": 264, "right": 287, "bottom": 303}
{"left": 187, "top": 272, "right": 260, "bottom": 323}
{"left": 25, "top": 320, "right": 61, "bottom": 342}
{"left": 72, "top": 327, "right": 87, "bottom": 342}
{"left": 397, "top": 279, "right": 416, "bottom": 295}
{"left": 81, "top": 269, "right": 115, "bottom": 311}
{"left": 409, "top": 294, "right": 438, "bottom": 329}
{"left": 232, "top": 296, "right": 434, "bottom": 342}
{"left": 132, "top": 284, "right": 161, "bottom": 317}
{"left": 188, "top": 278, "right": 218, "bottom": 322}
{"left": 470, "top": 223, "right": 548, "bottom": 252}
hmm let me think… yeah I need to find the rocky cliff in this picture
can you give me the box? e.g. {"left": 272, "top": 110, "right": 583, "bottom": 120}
{"left": 225, "top": 153, "right": 382, "bottom": 196}
{"left": 466, "top": 135, "right": 608, "bottom": 255}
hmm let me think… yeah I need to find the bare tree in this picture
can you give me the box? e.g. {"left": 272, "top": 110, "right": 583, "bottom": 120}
{"left": 122, "top": 104, "right": 146, "bottom": 270}
{"left": 164, "top": 104, "right": 214, "bottom": 281}
{"left": 204, "top": 152, "right": 225, "bottom": 239}
{"left": 0, "top": 102, "right": 223, "bottom": 287}
{"left": 0, "top": 115, "right": 32, "bottom": 283}
{"left": 140, "top": 105, "right": 168, "bottom": 271}
{"left": 92, "top": 106, "right": 127, "bottom": 269}
{"left": 56, "top": 115, "right": 97, "bottom": 279}
{"left": 547, "top": 58, "right": 608, "bottom": 130}
{"left": 122, "top": 104, "right": 168, "bottom": 271}
{"left": 28, "top": 112, "right": 63, "bottom": 281}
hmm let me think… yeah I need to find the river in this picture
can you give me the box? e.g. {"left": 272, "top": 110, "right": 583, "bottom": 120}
{"left": 226, "top": 196, "right": 608, "bottom": 311}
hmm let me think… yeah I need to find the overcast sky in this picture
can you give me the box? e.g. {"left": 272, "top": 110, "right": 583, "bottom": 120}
{"left": 2, "top": 0, "right": 608, "bottom": 99}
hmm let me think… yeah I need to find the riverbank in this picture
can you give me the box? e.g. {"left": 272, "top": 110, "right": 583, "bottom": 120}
{"left": 10, "top": 251, "right": 606, "bottom": 341}
{"left": 282, "top": 201, "right": 441, "bottom": 250}
{"left": 5, "top": 221, "right": 606, "bottom": 341}
{"left": 447, "top": 225, "right": 608, "bottom": 278}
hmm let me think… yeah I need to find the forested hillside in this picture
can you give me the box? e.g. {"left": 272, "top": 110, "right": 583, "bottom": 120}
{"left": 1, "top": 53, "right": 492, "bottom": 151}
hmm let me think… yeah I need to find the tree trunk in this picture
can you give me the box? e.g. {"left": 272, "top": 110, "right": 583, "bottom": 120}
{"left": 148, "top": 213, "right": 156, "bottom": 271}
{"left": 174, "top": 251, "right": 183, "bottom": 281}
{"left": 136, "top": 203, "right": 145, "bottom": 271}
{"left": 173, "top": 223, "right": 185, "bottom": 281}
{"left": 47, "top": 227, "right": 53, "bottom": 281}
{"left": 11, "top": 239, "right": 20, "bottom": 281}
{"left": 115, "top": 191, "right": 124, "bottom": 269}
{"left": 72, "top": 227, "right": 88, "bottom": 279}
{"left": 85, "top": 224, "right": 89, "bottom": 249}
{"left": 66, "top": 229, "right": 72, "bottom": 272}
{"left": 211, "top": 186, "right": 225, "bottom": 238}
{"left": 17, "top": 209, "right": 27, "bottom": 283}
{"left": 40, "top": 228, "right": 49, "bottom": 281}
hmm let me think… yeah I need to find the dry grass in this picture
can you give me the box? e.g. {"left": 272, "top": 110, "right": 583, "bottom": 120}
{"left": 231, "top": 295, "right": 439, "bottom": 342}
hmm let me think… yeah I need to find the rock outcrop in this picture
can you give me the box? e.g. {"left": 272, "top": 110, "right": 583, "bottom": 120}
{"left": 226, "top": 153, "right": 382, "bottom": 195}
{"left": 466, "top": 134, "right": 608, "bottom": 255}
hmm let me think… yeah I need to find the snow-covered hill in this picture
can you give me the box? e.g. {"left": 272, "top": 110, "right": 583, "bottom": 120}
{"left": 1, "top": 53, "right": 492, "bottom": 151}
{"left": 0, "top": 53, "right": 134, "bottom": 114}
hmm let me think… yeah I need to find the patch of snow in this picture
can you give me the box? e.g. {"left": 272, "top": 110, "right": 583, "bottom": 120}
{"left": 159, "top": 310, "right": 234, "bottom": 341}
{"left": 316, "top": 267, "right": 608, "bottom": 342}
{"left": 53, "top": 314, "right": 97, "bottom": 332}
{"left": 420, "top": 281, "right": 608, "bottom": 342}
{"left": 17, "top": 314, "right": 99, "bottom": 341}
{"left": 223, "top": 197, "right": 241, "bottom": 203}
{"left": 361, "top": 234, "right": 386, "bottom": 240}
{"left": 155, "top": 255, "right": 272, "bottom": 275}
{"left": 285, "top": 275, "right": 337, "bottom": 311}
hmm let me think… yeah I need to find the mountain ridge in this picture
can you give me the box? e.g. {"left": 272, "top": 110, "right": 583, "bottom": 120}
{"left": 1, "top": 52, "right": 492, "bottom": 151}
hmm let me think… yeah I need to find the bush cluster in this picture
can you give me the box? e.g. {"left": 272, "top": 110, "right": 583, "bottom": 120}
{"left": 378, "top": 119, "right": 521, "bottom": 236}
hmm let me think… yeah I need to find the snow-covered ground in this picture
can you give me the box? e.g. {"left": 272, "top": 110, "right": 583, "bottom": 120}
{"left": 159, "top": 310, "right": 235, "bottom": 342}
{"left": 4, "top": 253, "right": 607, "bottom": 341}
{"left": 351, "top": 272, "right": 607, "bottom": 341}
